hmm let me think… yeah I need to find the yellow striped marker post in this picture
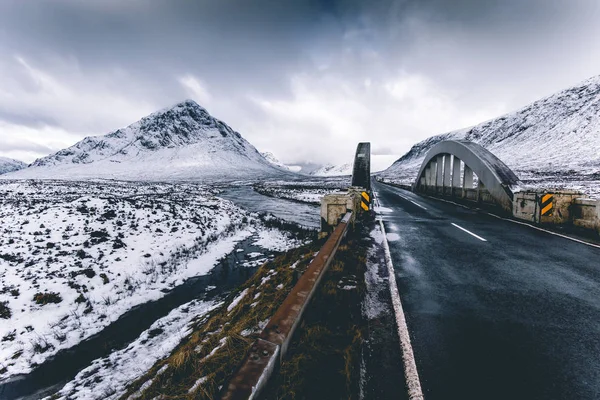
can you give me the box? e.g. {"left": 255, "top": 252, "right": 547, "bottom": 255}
{"left": 361, "top": 191, "right": 370, "bottom": 212}
{"left": 541, "top": 194, "right": 554, "bottom": 217}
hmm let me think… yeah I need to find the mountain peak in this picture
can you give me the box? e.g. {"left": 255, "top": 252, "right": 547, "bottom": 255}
{"left": 170, "top": 99, "right": 206, "bottom": 112}
{"left": 14, "top": 99, "right": 286, "bottom": 181}
{"left": 261, "top": 151, "right": 290, "bottom": 170}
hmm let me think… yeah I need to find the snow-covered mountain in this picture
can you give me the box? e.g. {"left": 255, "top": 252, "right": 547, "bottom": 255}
{"left": 379, "top": 75, "right": 600, "bottom": 192}
{"left": 5, "top": 100, "right": 287, "bottom": 181}
{"left": 309, "top": 163, "right": 353, "bottom": 177}
{"left": 0, "top": 157, "right": 26, "bottom": 175}
{"left": 261, "top": 151, "right": 290, "bottom": 170}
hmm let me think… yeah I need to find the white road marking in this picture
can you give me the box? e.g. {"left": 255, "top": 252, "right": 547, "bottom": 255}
{"left": 413, "top": 191, "right": 600, "bottom": 249}
{"left": 451, "top": 223, "right": 488, "bottom": 242}
{"left": 409, "top": 200, "right": 427, "bottom": 210}
{"left": 486, "top": 213, "right": 600, "bottom": 250}
{"left": 377, "top": 217, "right": 425, "bottom": 400}
{"left": 389, "top": 189, "right": 428, "bottom": 210}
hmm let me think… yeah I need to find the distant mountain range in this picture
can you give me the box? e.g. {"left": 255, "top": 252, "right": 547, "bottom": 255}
{"left": 261, "top": 153, "right": 352, "bottom": 176}
{"left": 4, "top": 74, "right": 599, "bottom": 189}
{"left": 5, "top": 100, "right": 289, "bottom": 181}
{"left": 379, "top": 75, "right": 600, "bottom": 193}
{"left": 261, "top": 151, "right": 290, "bottom": 171}
{"left": 0, "top": 157, "right": 26, "bottom": 175}
{"left": 309, "top": 163, "right": 353, "bottom": 177}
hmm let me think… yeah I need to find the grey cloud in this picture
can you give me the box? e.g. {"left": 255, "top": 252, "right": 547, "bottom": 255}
{"left": 371, "top": 146, "right": 396, "bottom": 156}
{"left": 0, "top": 137, "right": 55, "bottom": 155}
{"left": 0, "top": 111, "right": 60, "bottom": 130}
{"left": 0, "top": 0, "right": 599, "bottom": 165}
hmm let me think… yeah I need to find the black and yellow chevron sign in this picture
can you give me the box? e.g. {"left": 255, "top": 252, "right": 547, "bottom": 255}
{"left": 541, "top": 194, "right": 554, "bottom": 216}
{"left": 361, "top": 191, "right": 370, "bottom": 211}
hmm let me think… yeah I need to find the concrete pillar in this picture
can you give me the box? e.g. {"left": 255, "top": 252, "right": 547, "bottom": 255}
{"left": 452, "top": 156, "right": 461, "bottom": 188}
{"left": 424, "top": 166, "right": 431, "bottom": 186}
{"left": 436, "top": 155, "right": 444, "bottom": 188}
{"left": 429, "top": 160, "right": 437, "bottom": 188}
{"left": 443, "top": 155, "right": 452, "bottom": 188}
{"left": 463, "top": 165, "right": 474, "bottom": 189}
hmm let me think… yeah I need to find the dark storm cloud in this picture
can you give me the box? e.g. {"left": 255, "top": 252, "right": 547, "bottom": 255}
{"left": 0, "top": 0, "right": 599, "bottom": 165}
{"left": 0, "top": 110, "right": 59, "bottom": 130}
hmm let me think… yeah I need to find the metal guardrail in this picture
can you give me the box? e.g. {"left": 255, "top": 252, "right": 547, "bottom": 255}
{"left": 221, "top": 212, "right": 353, "bottom": 400}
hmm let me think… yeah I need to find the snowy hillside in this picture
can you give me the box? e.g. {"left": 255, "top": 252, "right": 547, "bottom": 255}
{"left": 261, "top": 151, "right": 290, "bottom": 170}
{"left": 309, "top": 163, "right": 353, "bottom": 177}
{"left": 0, "top": 157, "right": 26, "bottom": 175}
{"left": 4, "top": 100, "right": 286, "bottom": 181}
{"left": 379, "top": 75, "right": 600, "bottom": 195}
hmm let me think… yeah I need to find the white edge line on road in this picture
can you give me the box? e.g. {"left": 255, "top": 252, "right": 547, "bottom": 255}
{"left": 378, "top": 218, "right": 425, "bottom": 400}
{"left": 410, "top": 190, "right": 600, "bottom": 250}
{"left": 486, "top": 212, "right": 600, "bottom": 250}
{"left": 451, "top": 223, "right": 488, "bottom": 242}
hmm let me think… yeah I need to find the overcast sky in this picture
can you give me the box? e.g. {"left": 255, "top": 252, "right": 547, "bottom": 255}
{"left": 1, "top": 0, "right": 599, "bottom": 171}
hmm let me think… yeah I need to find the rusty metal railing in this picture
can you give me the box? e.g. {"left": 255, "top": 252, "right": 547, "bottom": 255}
{"left": 221, "top": 212, "right": 353, "bottom": 400}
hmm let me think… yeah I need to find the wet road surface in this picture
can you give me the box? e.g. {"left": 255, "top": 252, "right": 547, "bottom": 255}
{"left": 374, "top": 181, "right": 600, "bottom": 400}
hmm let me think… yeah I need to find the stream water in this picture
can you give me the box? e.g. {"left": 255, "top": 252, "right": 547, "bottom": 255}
{"left": 0, "top": 186, "right": 317, "bottom": 400}
{"left": 0, "top": 237, "right": 269, "bottom": 400}
{"left": 219, "top": 186, "right": 320, "bottom": 229}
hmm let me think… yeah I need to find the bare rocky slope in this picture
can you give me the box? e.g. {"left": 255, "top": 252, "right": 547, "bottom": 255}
{"left": 379, "top": 75, "right": 600, "bottom": 195}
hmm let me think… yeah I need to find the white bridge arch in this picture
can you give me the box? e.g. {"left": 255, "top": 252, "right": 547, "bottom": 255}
{"left": 413, "top": 140, "right": 520, "bottom": 212}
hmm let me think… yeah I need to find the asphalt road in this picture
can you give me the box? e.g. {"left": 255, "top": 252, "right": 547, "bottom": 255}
{"left": 373, "top": 181, "right": 600, "bottom": 400}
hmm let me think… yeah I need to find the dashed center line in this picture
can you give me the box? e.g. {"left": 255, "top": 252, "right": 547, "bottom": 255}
{"left": 409, "top": 200, "right": 427, "bottom": 210}
{"left": 451, "top": 223, "right": 488, "bottom": 242}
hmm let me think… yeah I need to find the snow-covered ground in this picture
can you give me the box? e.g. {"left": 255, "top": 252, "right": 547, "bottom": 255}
{"left": 42, "top": 230, "right": 312, "bottom": 400}
{"left": 379, "top": 75, "right": 600, "bottom": 197}
{"left": 254, "top": 184, "right": 344, "bottom": 205}
{"left": 0, "top": 180, "right": 302, "bottom": 379}
{"left": 45, "top": 299, "right": 220, "bottom": 400}
{"left": 254, "top": 177, "right": 351, "bottom": 202}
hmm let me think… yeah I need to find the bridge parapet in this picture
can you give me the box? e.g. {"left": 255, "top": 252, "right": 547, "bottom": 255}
{"left": 320, "top": 143, "right": 372, "bottom": 232}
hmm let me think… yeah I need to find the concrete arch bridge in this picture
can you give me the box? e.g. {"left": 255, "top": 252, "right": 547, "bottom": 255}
{"left": 413, "top": 140, "right": 521, "bottom": 213}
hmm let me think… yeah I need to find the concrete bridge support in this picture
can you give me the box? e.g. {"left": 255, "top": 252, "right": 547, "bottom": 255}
{"left": 428, "top": 160, "right": 436, "bottom": 186}
{"left": 436, "top": 155, "right": 444, "bottom": 188}
{"left": 452, "top": 156, "right": 461, "bottom": 189}
{"left": 463, "top": 165, "right": 474, "bottom": 190}
{"left": 443, "top": 155, "right": 452, "bottom": 189}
